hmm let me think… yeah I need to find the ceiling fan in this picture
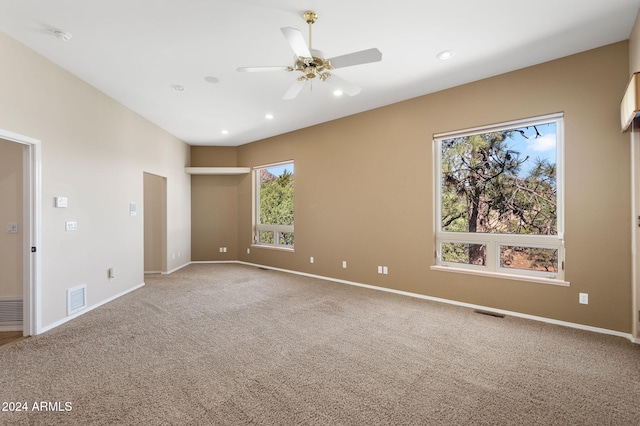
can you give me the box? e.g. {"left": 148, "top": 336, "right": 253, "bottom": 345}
{"left": 237, "top": 10, "right": 382, "bottom": 100}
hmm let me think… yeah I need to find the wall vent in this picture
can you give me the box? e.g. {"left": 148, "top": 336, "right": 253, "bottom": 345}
{"left": 67, "top": 284, "right": 87, "bottom": 316}
{"left": 474, "top": 309, "right": 505, "bottom": 318}
{"left": 0, "top": 298, "right": 23, "bottom": 326}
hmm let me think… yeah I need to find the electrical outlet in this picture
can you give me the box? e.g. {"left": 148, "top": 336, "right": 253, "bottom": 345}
{"left": 377, "top": 266, "right": 383, "bottom": 274}
{"left": 247, "top": 248, "right": 251, "bottom": 254}
{"left": 310, "top": 256, "right": 314, "bottom": 264}
{"left": 383, "top": 266, "right": 389, "bottom": 275}
{"left": 579, "top": 293, "right": 588, "bottom": 304}
{"left": 108, "top": 267, "right": 115, "bottom": 280}
{"left": 342, "top": 261, "right": 347, "bottom": 268}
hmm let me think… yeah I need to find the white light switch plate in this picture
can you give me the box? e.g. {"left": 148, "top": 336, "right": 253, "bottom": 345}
{"left": 55, "top": 197, "right": 68, "bottom": 208}
{"left": 65, "top": 221, "right": 78, "bottom": 232}
{"left": 6, "top": 223, "right": 18, "bottom": 234}
{"left": 579, "top": 293, "right": 588, "bottom": 304}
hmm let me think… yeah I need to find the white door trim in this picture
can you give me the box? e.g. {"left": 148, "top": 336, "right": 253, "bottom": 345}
{"left": 630, "top": 132, "right": 640, "bottom": 343}
{"left": 0, "top": 128, "right": 41, "bottom": 336}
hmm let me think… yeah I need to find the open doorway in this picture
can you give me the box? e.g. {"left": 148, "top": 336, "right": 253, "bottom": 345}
{"left": 0, "top": 129, "right": 40, "bottom": 340}
{"left": 143, "top": 172, "right": 167, "bottom": 274}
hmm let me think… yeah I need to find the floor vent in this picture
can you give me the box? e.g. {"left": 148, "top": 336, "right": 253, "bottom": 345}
{"left": 0, "top": 298, "right": 23, "bottom": 326}
{"left": 474, "top": 309, "right": 505, "bottom": 318}
{"left": 67, "top": 285, "right": 87, "bottom": 316}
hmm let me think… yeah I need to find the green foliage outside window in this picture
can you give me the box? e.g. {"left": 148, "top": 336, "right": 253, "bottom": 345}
{"left": 259, "top": 167, "right": 294, "bottom": 246}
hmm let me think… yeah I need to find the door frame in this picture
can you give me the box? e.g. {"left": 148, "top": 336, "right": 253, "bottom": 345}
{"left": 0, "top": 128, "right": 41, "bottom": 336}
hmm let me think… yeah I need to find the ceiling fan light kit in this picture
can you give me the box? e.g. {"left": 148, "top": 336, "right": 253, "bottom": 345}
{"left": 237, "top": 10, "right": 382, "bottom": 100}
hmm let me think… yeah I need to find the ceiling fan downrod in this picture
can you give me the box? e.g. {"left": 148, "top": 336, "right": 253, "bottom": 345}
{"left": 303, "top": 10, "right": 318, "bottom": 49}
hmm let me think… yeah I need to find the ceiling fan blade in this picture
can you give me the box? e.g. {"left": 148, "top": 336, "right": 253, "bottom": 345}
{"left": 328, "top": 48, "right": 382, "bottom": 69}
{"left": 281, "top": 27, "right": 312, "bottom": 58}
{"left": 283, "top": 79, "right": 308, "bottom": 100}
{"left": 236, "top": 66, "right": 290, "bottom": 72}
{"left": 326, "top": 74, "right": 361, "bottom": 96}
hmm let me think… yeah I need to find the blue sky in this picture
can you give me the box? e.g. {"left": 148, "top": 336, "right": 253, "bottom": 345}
{"left": 266, "top": 164, "right": 294, "bottom": 177}
{"left": 506, "top": 122, "right": 557, "bottom": 176}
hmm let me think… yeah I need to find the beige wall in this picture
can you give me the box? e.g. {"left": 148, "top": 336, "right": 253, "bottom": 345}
{"left": 194, "top": 41, "right": 632, "bottom": 332}
{"left": 190, "top": 147, "right": 240, "bottom": 261}
{"left": 630, "top": 9, "right": 640, "bottom": 74}
{"left": 0, "top": 139, "right": 23, "bottom": 298}
{"left": 0, "top": 33, "right": 191, "bottom": 330}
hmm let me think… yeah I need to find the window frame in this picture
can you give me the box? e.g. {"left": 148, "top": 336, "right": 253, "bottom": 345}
{"left": 432, "top": 113, "right": 567, "bottom": 284}
{"left": 252, "top": 160, "right": 295, "bottom": 251}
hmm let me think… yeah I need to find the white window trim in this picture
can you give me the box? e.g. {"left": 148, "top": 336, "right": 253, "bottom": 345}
{"left": 433, "top": 113, "right": 567, "bottom": 284}
{"left": 252, "top": 160, "right": 295, "bottom": 251}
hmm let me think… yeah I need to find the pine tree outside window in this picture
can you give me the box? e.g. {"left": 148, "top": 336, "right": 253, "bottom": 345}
{"left": 433, "top": 114, "right": 566, "bottom": 283}
{"left": 253, "top": 161, "right": 294, "bottom": 249}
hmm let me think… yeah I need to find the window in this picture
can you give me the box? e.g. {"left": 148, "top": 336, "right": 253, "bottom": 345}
{"left": 433, "top": 113, "right": 565, "bottom": 282}
{"left": 253, "top": 161, "right": 294, "bottom": 249}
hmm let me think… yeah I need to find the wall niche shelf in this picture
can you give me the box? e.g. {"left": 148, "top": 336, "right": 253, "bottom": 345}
{"left": 185, "top": 167, "right": 250, "bottom": 175}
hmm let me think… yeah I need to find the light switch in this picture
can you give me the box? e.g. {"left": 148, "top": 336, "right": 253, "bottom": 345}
{"left": 65, "top": 221, "right": 78, "bottom": 232}
{"left": 55, "top": 197, "right": 68, "bottom": 208}
{"left": 6, "top": 223, "right": 18, "bottom": 234}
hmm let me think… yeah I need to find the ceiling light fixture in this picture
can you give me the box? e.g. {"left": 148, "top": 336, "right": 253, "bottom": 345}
{"left": 265, "top": 114, "right": 274, "bottom": 120}
{"left": 49, "top": 29, "right": 72, "bottom": 42}
{"left": 221, "top": 130, "right": 229, "bottom": 135}
{"left": 333, "top": 89, "right": 344, "bottom": 97}
{"left": 204, "top": 76, "right": 220, "bottom": 84}
{"left": 437, "top": 50, "right": 456, "bottom": 60}
{"left": 171, "top": 84, "right": 185, "bottom": 91}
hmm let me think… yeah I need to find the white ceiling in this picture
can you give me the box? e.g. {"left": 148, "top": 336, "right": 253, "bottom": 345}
{"left": 1, "top": 0, "right": 639, "bottom": 146}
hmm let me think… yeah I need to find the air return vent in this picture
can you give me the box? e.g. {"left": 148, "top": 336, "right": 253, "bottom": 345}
{"left": 67, "top": 284, "right": 86, "bottom": 316}
{"left": 0, "top": 298, "right": 23, "bottom": 326}
{"left": 474, "top": 309, "right": 505, "bottom": 318}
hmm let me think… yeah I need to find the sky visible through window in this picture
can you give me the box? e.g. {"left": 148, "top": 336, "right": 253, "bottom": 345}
{"left": 508, "top": 122, "right": 557, "bottom": 176}
{"left": 266, "top": 164, "right": 294, "bottom": 177}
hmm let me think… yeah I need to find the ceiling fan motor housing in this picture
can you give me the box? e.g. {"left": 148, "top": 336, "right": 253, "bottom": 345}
{"left": 294, "top": 49, "right": 333, "bottom": 80}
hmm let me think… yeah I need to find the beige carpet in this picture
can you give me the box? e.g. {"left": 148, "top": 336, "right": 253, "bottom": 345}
{"left": 1, "top": 263, "right": 639, "bottom": 425}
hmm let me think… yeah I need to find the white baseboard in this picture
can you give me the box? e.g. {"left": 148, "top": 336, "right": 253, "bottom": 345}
{"left": 230, "top": 261, "right": 637, "bottom": 344}
{"left": 39, "top": 283, "right": 145, "bottom": 334}
{"left": 163, "top": 262, "right": 191, "bottom": 275}
{"left": 0, "top": 325, "right": 22, "bottom": 332}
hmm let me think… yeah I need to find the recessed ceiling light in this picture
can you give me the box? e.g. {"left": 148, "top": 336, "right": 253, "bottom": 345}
{"left": 437, "top": 50, "right": 456, "bottom": 60}
{"left": 221, "top": 130, "right": 229, "bottom": 135}
{"left": 49, "top": 29, "right": 72, "bottom": 42}
{"left": 204, "top": 76, "right": 220, "bottom": 84}
{"left": 265, "top": 113, "right": 274, "bottom": 120}
{"left": 333, "top": 89, "right": 344, "bottom": 97}
{"left": 171, "top": 84, "right": 185, "bottom": 91}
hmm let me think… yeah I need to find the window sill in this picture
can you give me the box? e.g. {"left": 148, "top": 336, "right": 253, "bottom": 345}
{"left": 251, "top": 244, "right": 294, "bottom": 253}
{"left": 430, "top": 265, "right": 569, "bottom": 287}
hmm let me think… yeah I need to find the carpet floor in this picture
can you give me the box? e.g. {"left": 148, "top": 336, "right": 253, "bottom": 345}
{"left": 1, "top": 263, "right": 639, "bottom": 425}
